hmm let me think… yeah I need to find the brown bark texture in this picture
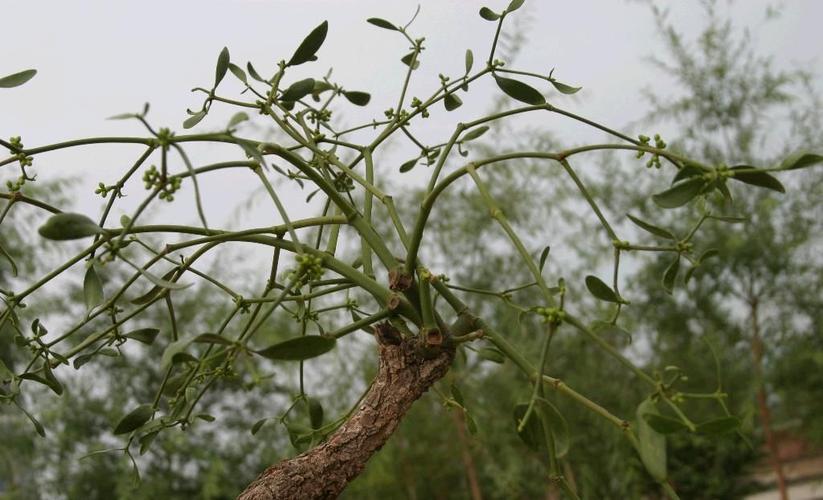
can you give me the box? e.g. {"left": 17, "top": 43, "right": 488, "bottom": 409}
{"left": 237, "top": 334, "right": 454, "bottom": 500}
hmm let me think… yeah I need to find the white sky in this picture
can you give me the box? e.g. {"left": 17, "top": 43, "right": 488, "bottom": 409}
{"left": 1, "top": 0, "right": 821, "bottom": 232}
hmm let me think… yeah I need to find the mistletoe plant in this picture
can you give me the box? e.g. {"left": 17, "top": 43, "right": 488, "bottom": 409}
{"left": 1, "top": 2, "right": 820, "bottom": 498}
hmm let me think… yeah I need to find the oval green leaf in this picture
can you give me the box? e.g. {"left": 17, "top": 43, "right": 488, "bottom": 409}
{"left": 228, "top": 62, "right": 247, "bottom": 84}
{"left": 479, "top": 7, "right": 501, "bottom": 21}
{"left": 183, "top": 110, "right": 207, "bottom": 129}
{"left": 307, "top": 398, "right": 324, "bottom": 429}
{"left": 280, "top": 78, "right": 316, "bottom": 102}
{"left": 444, "top": 93, "right": 463, "bottom": 111}
{"left": 366, "top": 18, "right": 398, "bottom": 31}
{"left": 83, "top": 265, "right": 104, "bottom": 313}
{"left": 288, "top": 21, "right": 328, "bottom": 66}
{"left": 662, "top": 256, "right": 680, "bottom": 295}
{"left": 696, "top": 416, "right": 740, "bottom": 434}
{"left": 730, "top": 167, "right": 785, "bottom": 193}
{"left": 255, "top": 336, "right": 336, "bottom": 361}
{"left": 550, "top": 80, "right": 582, "bottom": 95}
{"left": 626, "top": 214, "right": 675, "bottom": 240}
{"left": 477, "top": 347, "right": 505, "bottom": 364}
{"left": 671, "top": 164, "right": 704, "bottom": 185}
{"left": 494, "top": 75, "right": 545, "bottom": 105}
{"left": 0, "top": 69, "right": 37, "bottom": 88}
{"left": 343, "top": 90, "right": 371, "bottom": 106}
{"left": 399, "top": 159, "right": 418, "bottom": 173}
{"left": 400, "top": 52, "right": 420, "bottom": 69}
{"left": 193, "top": 333, "right": 235, "bottom": 346}
{"left": 652, "top": 177, "right": 705, "bottom": 209}
{"left": 124, "top": 328, "right": 160, "bottom": 345}
{"left": 461, "top": 126, "right": 490, "bottom": 142}
{"left": 643, "top": 413, "right": 689, "bottom": 434}
{"left": 38, "top": 213, "right": 104, "bottom": 240}
{"left": 636, "top": 398, "right": 667, "bottom": 481}
{"left": 779, "top": 150, "right": 823, "bottom": 171}
{"left": 114, "top": 404, "right": 154, "bottom": 435}
{"left": 465, "top": 49, "right": 474, "bottom": 74}
{"left": 585, "top": 275, "right": 621, "bottom": 303}
{"left": 215, "top": 47, "right": 230, "bottom": 87}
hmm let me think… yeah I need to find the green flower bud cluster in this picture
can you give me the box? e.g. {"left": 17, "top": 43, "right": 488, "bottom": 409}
{"left": 142, "top": 165, "right": 182, "bottom": 202}
{"left": 309, "top": 108, "right": 332, "bottom": 124}
{"left": 535, "top": 306, "right": 565, "bottom": 325}
{"left": 675, "top": 240, "right": 693, "bottom": 253}
{"left": 6, "top": 137, "right": 35, "bottom": 191}
{"left": 333, "top": 172, "right": 354, "bottom": 192}
{"left": 612, "top": 239, "right": 631, "bottom": 250}
{"left": 410, "top": 97, "right": 429, "bottom": 118}
{"left": 637, "top": 133, "right": 667, "bottom": 169}
{"left": 94, "top": 182, "right": 123, "bottom": 198}
{"left": 290, "top": 253, "right": 325, "bottom": 286}
{"left": 156, "top": 127, "right": 175, "bottom": 146}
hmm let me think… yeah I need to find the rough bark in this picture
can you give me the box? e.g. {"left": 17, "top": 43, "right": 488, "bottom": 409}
{"left": 237, "top": 333, "right": 454, "bottom": 500}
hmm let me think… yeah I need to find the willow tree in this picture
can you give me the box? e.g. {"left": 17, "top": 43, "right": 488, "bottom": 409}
{"left": 1, "top": 2, "right": 820, "bottom": 498}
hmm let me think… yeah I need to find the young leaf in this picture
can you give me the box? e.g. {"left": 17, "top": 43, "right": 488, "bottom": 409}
{"left": 366, "top": 18, "right": 398, "bottom": 31}
{"left": 343, "top": 90, "right": 371, "bottom": 106}
{"left": 15, "top": 403, "right": 46, "bottom": 437}
{"left": 671, "top": 164, "right": 704, "bottom": 185}
{"left": 307, "top": 398, "right": 324, "bottom": 429}
{"left": 255, "top": 336, "right": 336, "bottom": 361}
{"left": 280, "top": 78, "right": 316, "bottom": 102}
{"left": 585, "top": 275, "right": 621, "bottom": 303}
{"left": 507, "top": 0, "right": 526, "bottom": 12}
{"left": 215, "top": 47, "right": 230, "bottom": 87}
{"left": 461, "top": 126, "right": 490, "bottom": 142}
{"left": 479, "top": 7, "right": 501, "bottom": 21}
{"left": 124, "top": 328, "right": 160, "bottom": 345}
{"left": 288, "top": 21, "right": 328, "bottom": 66}
{"left": 38, "top": 213, "right": 104, "bottom": 240}
{"left": 626, "top": 214, "right": 675, "bottom": 240}
{"left": 400, "top": 52, "right": 420, "bottom": 69}
{"left": 696, "top": 416, "right": 740, "bottom": 434}
{"left": 779, "top": 150, "right": 823, "bottom": 171}
{"left": 465, "top": 49, "right": 474, "bottom": 74}
{"left": 246, "top": 62, "right": 267, "bottom": 83}
{"left": 730, "top": 166, "right": 785, "bottom": 193}
{"left": 476, "top": 347, "right": 505, "bottom": 364}
{"left": 251, "top": 418, "right": 268, "bottom": 435}
{"left": 444, "top": 93, "right": 463, "bottom": 111}
{"left": 494, "top": 75, "right": 546, "bottom": 105}
{"left": 20, "top": 371, "right": 63, "bottom": 396}
{"left": 450, "top": 383, "right": 466, "bottom": 407}
{"left": 652, "top": 178, "right": 705, "bottom": 208}
{"left": 0, "top": 69, "right": 37, "bottom": 88}
{"left": 399, "top": 159, "right": 418, "bottom": 173}
{"left": 636, "top": 399, "right": 667, "bottom": 481}
{"left": 550, "top": 80, "right": 582, "bottom": 95}
{"left": 662, "top": 256, "right": 680, "bottom": 295}
{"left": 160, "top": 336, "right": 195, "bottom": 368}
{"left": 643, "top": 413, "right": 689, "bottom": 434}
{"left": 513, "top": 398, "right": 569, "bottom": 457}
{"left": 591, "top": 320, "right": 633, "bottom": 346}
{"left": 538, "top": 245, "right": 551, "bottom": 272}
{"left": 83, "top": 265, "right": 104, "bottom": 313}
{"left": 227, "top": 111, "right": 249, "bottom": 129}
{"left": 193, "top": 333, "right": 235, "bottom": 345}
{"left": 130, "top": 269, "right": 179, "bottom": 305}
{"left": 139, "top": 430, "right": 160, "bottom": 455}
{"left": 183, "top": 110, "right": 207, "bottom": 129}
{"left": 228, "top": 63, "right": 247, "bottom": 84}
{"left": 114, "top": 404, "right": 154, "bottom": 435}
{"left": 123, "top": 260, "right": 192, "bottom": 290}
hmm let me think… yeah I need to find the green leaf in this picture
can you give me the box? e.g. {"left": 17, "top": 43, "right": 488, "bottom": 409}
{"left": 671, "top": 164, "right": 704, "bottom": 185}
{"left": 507, "top": 0, "right": 526, "bottom": 12}
{"left": 476, "top": 347, "right": 505, "bottom": 364}
{"left": 399, "top": 159, "right": 418, "bottom": 173}
{"left": 585, "top": 275, "right": 621, "bottom": 303}
{"left": 228, "top": 62, "right": 247, "bottom": 84}
{"left": 400, "top": 52, "right": 420, "bottom": 69}
{"left": 307, "top": 398, "right": 324, "bottom": 429}
{"left": 626, "top": 214, "right": 675, "bottom": 240}
{"left": 183, "top": 110, "right": 206, "bottom": 129}
{"left": 227, "top": 111, "right": 249, "bottom": 129}
{"left": 662, "top": 256, "right": 680, "bottom": 295}
{"left": 696, "top": 416, "right": 740, "bottom": 434}
{"left": 0, "top": 241, "right": 19, "bottom": 276}
{"left": 123, "top": 260, "right": 192, "bottom": 291}
{"left": 444, "top": 93, "right": 463, "bottom": 111}
{"left": 636, "top": 399, "right": 667, "bottom": 481}
{"left": 251, "top": 418, "right": 268, "bottom": 435}
{"left": 465, "top": 412, "right": 478, "bottom": 435}
{"left": 20, "top": 370, "right": 63, "bottom": 396}
{"left": 479, "top": 7, "right": 501, "bottom": 21}
{"left": 193, "top": 333, "right": 235, "bottom": 346}
{"left": 124, "top": 328, "right": 160, "bottom": 345}
{"left": 196, "top": 413, "right": 215, "bottom": 422}
{"left": 730, "top": 166, "right": 785, "bottom": 193}
{"left": 538, "top": 245, "right": 551, "bottom": 272}
{"left": 280, "top": 78, "right": 315, "bottom": 102}
{"left": 160, "top": 336, "right": 195, "bottom": 368}
{"left": 0, "top": 69, "right": 37, "bottom": 88}
{"left": 343, "top": 90, "right": 371, "bottom": 106}
{"left": 130, "top": 269, "right": 179, "bottom": 305}
{"left": 707, "top": 214, "right": 747, "bottom": 224}
{"left": 255, "top": 336, "right": 336, "bottom": 361}
{"left": 450, "top": 383, "right": 465, "bottom": 407}
{"left": 779, "top": 150, "right": 823, "bottom": 171}
{"left": 288, "top": 21, "right": 328, "bottom": 66}
{"left": 591, "top": 320, "right": 633, "bottom": 346}
{"left": 550, "top": 80, "right": 581, "bottom": 95}
{"left": 513, "top": 398, "right": 569, "bottom": 457}
{"left": 494, "top": 75, "right": 545, "bottom": 105}
{"left": 42, "top": 362, "right": 63, "bottom": 395}
{"left": 15, "top": 403, "right": 46, "bottom": 437}
{"left": 461, "top": 126, "right": 490, "bottom": 142}
{"left": 246, "top": 62, "right": 266, "bottom": 83}
{"left": 107, "top": 112, "right": 138, "bottom": 121}
{"left": 465, "top": 49, "right": 474, "bottom": 74}
{"left": 83, "top": 265, "right": 104, "bottom": 313}
{"left": 139, "top": 430, "right": 160, "bottom": 455}
{"left": 698, "top": 248, "right": 719, "bottom": 262}
{"left": 38, "top": 213, "right": 104, "bottom": 240}
{"left": 652, "top": 178, "right": 705, "bottom": 209}
{"left": 643, "top": 413, "right": 689, "bottom": 434}
{"left": 215, "top": 47, "right": 230, "bottom": 87}
{"left": 366, "top": 18, "right": 398, "bottom": 31}
{"left": 114, "top": 404, "right": 154, "bottom": 435}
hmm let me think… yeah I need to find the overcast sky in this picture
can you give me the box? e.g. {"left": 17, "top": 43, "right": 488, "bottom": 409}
{"left": 2, "top": 0, "right": 821, "bottom": 230}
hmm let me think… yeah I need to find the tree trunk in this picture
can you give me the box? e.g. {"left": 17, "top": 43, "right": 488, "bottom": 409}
{"left": 238, "top": 333, "right": 454, "bottom": 500}
{"left": 750, "top": 299, "right": 789, "bottom": 500}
